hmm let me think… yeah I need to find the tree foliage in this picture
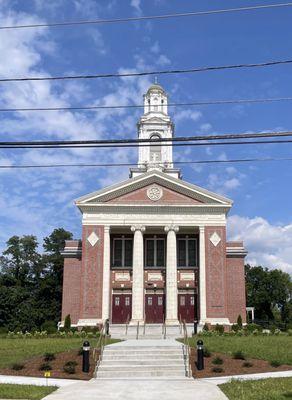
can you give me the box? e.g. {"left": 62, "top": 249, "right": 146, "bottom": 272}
{"left": 245, "top": 264, "right": 292, "bottom": 322}
{"left": 0, "top": 228, "right": 72, "bottom": 331}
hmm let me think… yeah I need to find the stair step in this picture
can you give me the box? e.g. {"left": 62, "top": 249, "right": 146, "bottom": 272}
{"left": 101, "top": 360, "right": 184, "bottom": 366}
{"left": 96, "top": 370, "right": 186, "bottom": 378}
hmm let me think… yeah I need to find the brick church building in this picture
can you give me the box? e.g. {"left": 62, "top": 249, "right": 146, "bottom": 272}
{"left": 61, "top": 83, "right": 247, "bottom": 329}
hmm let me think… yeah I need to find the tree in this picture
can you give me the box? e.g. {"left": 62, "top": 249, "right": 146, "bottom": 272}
{"left": 245, "top": 264, "right": 292, "bottom": 321}
{"left": 0, "top": 228, "right": 73, "bottom": 331}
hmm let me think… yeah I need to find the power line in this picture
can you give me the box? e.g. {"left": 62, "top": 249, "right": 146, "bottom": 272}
{"left": 0, "top": 2, "right": 291, "bottom": 30}
{"left": 0, "top": 157, "right": 292, "bottom": 169}
{"left": 2, "top": 96, "right": 292, "bottom": 112}
{"left": 1, "top": 140, "right": 292, "bottom": 149}
{"left": 1, "top": 130, "right": 292, "bottom": 147}
{"left": 1, "top": 59, "right": 292, "bottom": 83}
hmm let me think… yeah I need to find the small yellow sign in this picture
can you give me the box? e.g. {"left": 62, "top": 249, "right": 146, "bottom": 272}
{"left": 44, "top": 371, "right": 51, "bottom": 378}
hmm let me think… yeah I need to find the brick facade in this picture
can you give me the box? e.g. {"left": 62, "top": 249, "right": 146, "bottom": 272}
{"left": 205, "top": 226, "right": 228, "bottom": 319}
{"left": 79, "top": 225, "right": 104, "bottom": 320}
{"left": 61, "top": 257, "right": 82, "bottom": 325}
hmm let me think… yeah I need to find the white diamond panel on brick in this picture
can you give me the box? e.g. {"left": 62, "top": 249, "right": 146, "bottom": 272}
{"left": 87, "top": 231, "right": 99, "bottom": 246}
{"left": 210, "top": 232, "right": 221, "bottom": 247}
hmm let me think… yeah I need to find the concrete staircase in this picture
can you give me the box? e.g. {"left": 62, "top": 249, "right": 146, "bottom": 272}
{"left": 109, "top": 323, "right": 193, "bottom": 340}
{"left": 95, "top": 340, "right": 188, "bottom": 378}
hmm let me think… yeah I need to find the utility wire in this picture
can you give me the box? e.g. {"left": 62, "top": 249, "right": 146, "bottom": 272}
{"left": 2, "top": 96, "right": 292, "bottom": 112}
{"left": 1, "top": 139, "right": 292, "bottom": 149}
{"left": 0, "top": 157, "right": 292, "bottom": 169}
{"left": 1, "top": 130, "right": 292, "bottom": 147}
{"left": 0, "top": 2, "right": 291, "bottom": 30}
{"left": 1, "top": 59, "right": 292, "bottom": 83}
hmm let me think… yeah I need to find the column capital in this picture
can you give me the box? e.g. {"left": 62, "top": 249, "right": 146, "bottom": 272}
{"left": 199, "top": 225, "right": 205, "bottom": 233}
{"left": 104, "top": 225, "right": 111, "bottom": 232}
{"left": 131, "top": 225, "right": 146, "bottom": 233}
{"left": 164, "top": 224, "right": 179, "bottom": 233}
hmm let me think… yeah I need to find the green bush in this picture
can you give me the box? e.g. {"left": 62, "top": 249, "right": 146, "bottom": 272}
{"left": 203, "top": 348, "right": 212, "bottom": 358}
{"left": 231, "top": 324, "right": 239, "bottom": 332}
{"left": 63, "top": 364, "right": 76, "bottom": 374}
{"left": 245, "top": 323, "right": 262, "bottom": 333}
{"left": 64, "top": 314, "right": 71, "bottom": 332}
{"left": 64, "top": 360, "right": 78, "bottom": 367}
{"left": 44, "top": 352, "right": 56, "bottom": 362}
{"left": 0, "top": 327, "right": 9, "bottom": 335}
{"left": 270, "top": 360, "right": 281, "bottom": 368}
{"left": 237, "top": 315, "right": 243, "bottom": 329}
{"left": 11, "top": 363, "right": 25, "bottom": 371}
{"left": 212, "top": 367, "right": 224, "bottom": 373}
{"left": 233, "top": 351, "right": 246, "bottom": 360}
{"left": 203, "top": 323, "right": 209, "bottom": 332}
{"left": 41, "top": 321, "right": 57, "bottom": 334}
{"left": 212, "top": 357, "right": 224, "bottom": 365}
{"left": 81, "top": 326, "right": 99, "bottom": 334}
{"left": 243, "top": 361, "right": 253, "bottom": 368}
{"left": 39, "top": 363, "right": 52, "bottom": 371}
{"left": 214, "top": 324, "right": 224, "bottom": 335}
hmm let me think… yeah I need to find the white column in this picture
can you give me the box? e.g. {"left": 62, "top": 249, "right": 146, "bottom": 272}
{"left": 165, "top": 224, "right": 179, "bottom": 325}
{"left": 199, "top": 225, "right": 207, "bottom": 324}
{"left": 130, "top": 225, "right": 145, "bottom": 323}
{"left": 102, "top": 226, "right": 111, "bottom": 321}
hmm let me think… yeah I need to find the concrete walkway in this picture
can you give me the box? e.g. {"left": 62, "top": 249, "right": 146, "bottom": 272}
{"left": 42, "top": 378, "right": 228, "bottom": 400}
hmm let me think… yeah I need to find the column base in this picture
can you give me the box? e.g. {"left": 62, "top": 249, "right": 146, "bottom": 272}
{"left": 165, "top": 319, "right": 180, "bottom": 326}
{"left": 130, "top": 319, "right": 144, "bottom": 325}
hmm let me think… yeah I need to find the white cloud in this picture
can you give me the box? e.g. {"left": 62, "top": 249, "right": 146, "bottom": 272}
{"left": 228, "top": 215, "right": 292, "bottom": 274}
{"left": 130, "top": 0, "right": 142, "bottom": 14}
{"left": 174, "top": 109, "right": 202, "bottom": 124}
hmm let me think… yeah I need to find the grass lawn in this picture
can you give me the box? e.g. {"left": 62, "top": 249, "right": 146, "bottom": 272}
{"left": 0, "top": 337, "right": 118, "bottom": 369}
{"left": 188, "top": 335, "right": 292, "bottom": 365}
{"left": 0, "top": 384, "right": 57, "bottom": 399}
{"left": 219, "top": 377, "right": 292, "bottom": 400}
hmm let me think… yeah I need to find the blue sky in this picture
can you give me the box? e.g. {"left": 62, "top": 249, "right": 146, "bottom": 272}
{"left": 0, "top": 0, "right": 291, "bottom": 273}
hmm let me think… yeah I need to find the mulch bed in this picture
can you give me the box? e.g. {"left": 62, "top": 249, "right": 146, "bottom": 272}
{"left": 190, "top": 348, "right": 292, "bottom": 378}
{"left": 0, "top": 349, "right": 98, "bottom": 380}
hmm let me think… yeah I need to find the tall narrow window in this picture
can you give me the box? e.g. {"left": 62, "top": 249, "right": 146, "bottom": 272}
{"left": 113, "top": 236, "right": 133, "bottom": 268}
{"left": 150, "top": 134, "right": 161, "bottom": 163}
{"left": 145, "top": 236, "right": 165, "bottom": 268}
{"left": 177, "top": 236, "right": 197, "bottom": 268}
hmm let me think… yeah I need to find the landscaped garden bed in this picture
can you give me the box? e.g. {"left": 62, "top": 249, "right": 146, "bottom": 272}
{"left": 0, "top": 336, "right": 118, "bottom": 380}
{"left": 219, "top": 377, "right": 292, "bottom": 400}
{"left": 186, "top": 333, "right": 292, "bottom": 378}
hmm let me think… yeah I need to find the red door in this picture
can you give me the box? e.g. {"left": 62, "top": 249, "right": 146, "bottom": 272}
{"left": 145, "top": 294, "right": 165, "bottom": 323}
{"left": 111, "top": 294, "right": 132, "bottom": 324}
{"left": 178, "top": 293, "right": 196, "bottom": 323}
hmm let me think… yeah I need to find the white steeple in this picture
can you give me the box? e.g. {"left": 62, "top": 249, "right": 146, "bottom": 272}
{"left": 129, "top": 82, "right": 181, "bottom": 179}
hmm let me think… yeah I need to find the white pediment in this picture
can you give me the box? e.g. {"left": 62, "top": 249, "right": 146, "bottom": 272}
{"left": 75, "top": 170, "right": 233, "bottom": 211}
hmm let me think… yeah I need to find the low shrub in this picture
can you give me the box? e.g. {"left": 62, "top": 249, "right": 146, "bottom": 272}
{"left": 288, "top": 329, "right": 292, "bottom": 336}
{"left": 270, "top": 360, "right": 282, "bottom": 368}
{"left": 44, "top": 352, "right": 56, "bottom": 362}
{"left": 214, "top": 324, "right": 224, "bottom": 335}
{"left": 242, "top": 361, "right": 253, "bottom": 368}
{"left": 203, "top": 323, "right": 209, "bottom": 332}
{"left": 41, "top": 321, "right": 57, "bottom": 334}
{"left": 231, "top": 324, "right": 239, "bottom": 332}
{"left": 64, "top": 360, "right": 78, "bottom": 367}
{"left": 39, "top": 363, "right": 52, "bottom": 371}
{"left": 63, "top": 362, "right": 77, "bottom": 374}
{"left": 245, "top": 323, "right": 262, "bottom": 333}
{"left": 81, "top": 326, "right": 99, "bottom": 334}
{"left": 203, "top": 348, "right": 212, "bottom": 358}
{"left": 212, "top": 357, "right": 224, "bottom": 365}
{"left": 233, "top": 351, "right": 246, "bottom": 360}
{"left": 212, "top": 367, "right": 224, "bottom": 373}
{"left": 11, "top": 363, "right": 25, "bottom": 371}
{"left": 237, "top": 315, "right": 243, "bottom": 329}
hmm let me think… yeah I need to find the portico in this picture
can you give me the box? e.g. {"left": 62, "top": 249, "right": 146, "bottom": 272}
{"left": 61, "top": 83, "right": 247, "bottom": 330}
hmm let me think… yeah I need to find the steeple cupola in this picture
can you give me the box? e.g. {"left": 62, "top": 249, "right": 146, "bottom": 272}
{"left": 129, "top": 82, "right": 181, "bottom": 179}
